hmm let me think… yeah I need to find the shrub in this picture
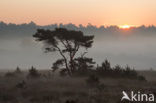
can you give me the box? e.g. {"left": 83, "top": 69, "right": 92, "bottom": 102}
{"left": 27, "top": 66, "right": 40, "bottom": 78}
{"left": 138, "top": 75, "right": 146, "bottom": 81}
{"left": 4, "top": 72, "right": 16, "bottom": 78}
{"left": 14, "top": 66, "right": 22, "bottom": 74}
{"left": 96, "top": 60, "right": 146, "bottom": 80}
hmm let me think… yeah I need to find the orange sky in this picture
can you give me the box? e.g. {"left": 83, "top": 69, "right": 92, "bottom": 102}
{"left": 0, "top": 0, "right": 156, "bottom": 26}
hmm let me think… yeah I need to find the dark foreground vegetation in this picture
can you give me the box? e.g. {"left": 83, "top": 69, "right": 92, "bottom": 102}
{"left": 0, "top": 66, "right": 155, "bottom": 103}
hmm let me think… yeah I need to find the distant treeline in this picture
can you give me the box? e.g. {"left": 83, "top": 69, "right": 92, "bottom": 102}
{"left": 1, "top": 21, "right": 156, "bottom": 38}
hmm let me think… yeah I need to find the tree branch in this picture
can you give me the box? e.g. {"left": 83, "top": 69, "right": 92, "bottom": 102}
{"left": 55, "top": 46, "right": 71, "bottom": 75}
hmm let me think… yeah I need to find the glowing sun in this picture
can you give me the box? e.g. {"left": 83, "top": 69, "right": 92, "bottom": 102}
{"left": 119, "top": 25, "right": 131, "bottom": 29}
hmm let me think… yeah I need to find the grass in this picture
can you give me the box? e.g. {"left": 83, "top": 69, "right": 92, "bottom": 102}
{"left": 0, "top": 70, "right": 156, "bottom": 103}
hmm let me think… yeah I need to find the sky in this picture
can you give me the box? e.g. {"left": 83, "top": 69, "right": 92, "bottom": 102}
{"left": 0, "top": 0, "right": 156, "bottom": 26}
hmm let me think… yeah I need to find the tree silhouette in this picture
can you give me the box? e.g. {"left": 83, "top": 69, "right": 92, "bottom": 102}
{"left": 33, "top": 28, "right": 94, "bottom": 76}
{"left": 14, "top": 66, "right": 22, "bottom": 74}
{"left": 27, "top": 66, "right": 40, "bottom": 78}
{"left": 101, "top": 59, "right": 111, "bottom": 71}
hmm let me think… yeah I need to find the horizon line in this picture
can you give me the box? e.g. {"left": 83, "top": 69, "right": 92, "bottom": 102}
{"left": 1, "top": 21, "right": 156, "bottom": 28}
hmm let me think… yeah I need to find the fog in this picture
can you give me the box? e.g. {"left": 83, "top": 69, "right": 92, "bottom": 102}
{"left": 0, "top": 22, "right": 156, "bottom": 70}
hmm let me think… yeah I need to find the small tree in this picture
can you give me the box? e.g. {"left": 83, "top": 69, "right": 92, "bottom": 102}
{"left": 14, "top": 66, "right": 22, "bottom": 74}
{"left": 33, "top": 28, "right": 94, "bottom": 76}
{"left": 101, "top": 59, "right": 111, "bottom": 71}
{"left": 27, "top": 66, "right": 40, "bottom": 78}
{"left": 96, "top": 59, "right": 112, "bottom": 77}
